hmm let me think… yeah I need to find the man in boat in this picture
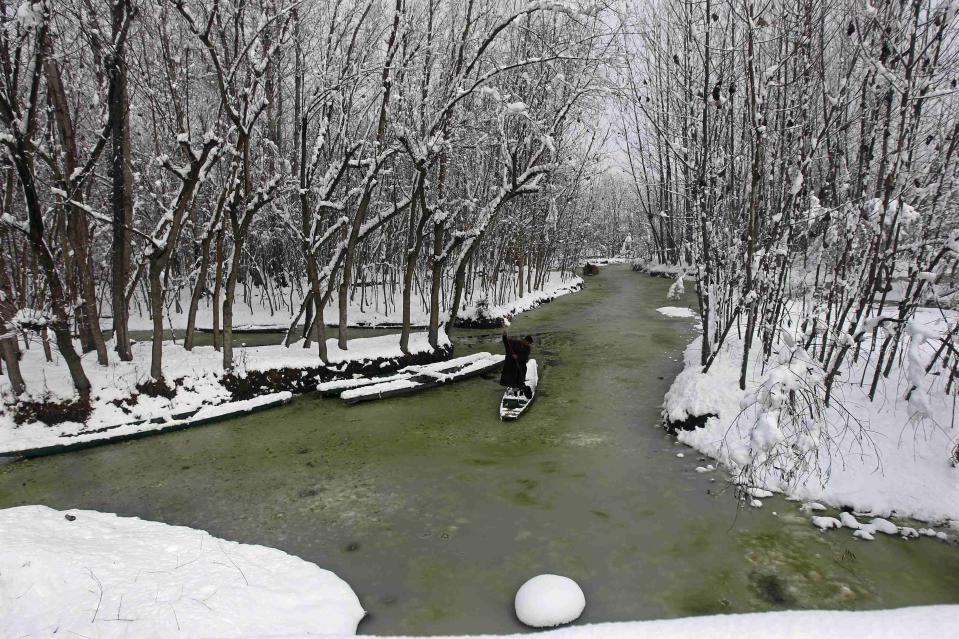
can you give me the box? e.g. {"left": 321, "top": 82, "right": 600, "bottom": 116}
{"left": 501, "top": 328, "right": 534, "bottom": 399}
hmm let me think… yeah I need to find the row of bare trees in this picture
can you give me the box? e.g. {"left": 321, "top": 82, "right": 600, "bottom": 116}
{"left": 0, "top": 0, "right": 617, "bottom": 397}
{"left": 621, "top": 0, "right": 959, "bottom": 412}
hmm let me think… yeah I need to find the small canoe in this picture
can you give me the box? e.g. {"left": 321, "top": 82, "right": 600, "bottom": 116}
{"left": 500, "top": 359, "right": 538, "bottom": 421}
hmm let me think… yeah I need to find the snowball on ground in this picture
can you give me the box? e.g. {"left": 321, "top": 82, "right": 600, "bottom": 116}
{"left": 655, "top": 306, "right": 696, "bottom": 318}
{"left": 514, "top": 574, "right": 586, "bottom": 628}
{"left": 0, "top": 505, "right": 364, "bottom": 638}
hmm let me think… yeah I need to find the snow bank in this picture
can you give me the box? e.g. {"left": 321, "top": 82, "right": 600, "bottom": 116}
{"left": 458, "top": 277, "right": 583, "bottom": 326}
{"left": 1, "top": 392, "right": 292, "bottom": 456}
{"left": 312, "top": 606, "right": 957, "bottom": 639}
{"left": 656, "top": 307, "right": 696, "bottom": 318}
{"left": 663, "top": 311, "right": 959, "bottom": 523}
{"left": 808, "top": 510, "right": 949, "bottom": 542}
{"left": 514, "top": 574, "right": 586, "bottom": 628}
{"left": 0, "top": 505, "right": 364, "bottom": 638}
{"left": 631, "top": 260, "right": 693, "bottom": 279}
{"left": 0, "top": 330, "right": 448, "bottom": 455}
{"left": 584, "top": 257, "right": 631, "bottom": 265}
{"left": 5, "top": 507, "right": 954, "bottom": 639}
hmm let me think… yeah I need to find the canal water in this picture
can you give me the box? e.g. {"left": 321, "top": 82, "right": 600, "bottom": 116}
{"left": 1, "top": 266, "right": 957, "bottom": 634}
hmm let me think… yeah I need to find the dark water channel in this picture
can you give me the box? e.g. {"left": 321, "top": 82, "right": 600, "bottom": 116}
{"left": 1, "top": 266, "right": 957, "bottom": 635}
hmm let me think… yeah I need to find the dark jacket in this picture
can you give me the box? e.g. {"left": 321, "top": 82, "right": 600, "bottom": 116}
{"left": 500, "top": 334, "right": 530, "bottom": 388}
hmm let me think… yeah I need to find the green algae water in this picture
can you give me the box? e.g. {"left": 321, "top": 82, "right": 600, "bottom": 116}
{"left": 1, "top": 266, "right": 957, "bottom": 634}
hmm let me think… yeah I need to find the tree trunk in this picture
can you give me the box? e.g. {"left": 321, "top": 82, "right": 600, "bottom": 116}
{"left": 517, "top": 249, "right": 525, "bottom": 299}
{"left": 0, "top": 270, "right": 25, "bottom": 396}
{"left": 109, "top": 3, "right": 134, "bottom": 362}
{"left": 222, "top": 267, "right": 238, "bottom": 369}
{"left": 400, "top": 179, "right": 428, "bottom": 354}
{"left": 427, "top": 220, "right": 445, "bottom": 348}
{"left": 12, "top": 148, "right": 91, "bottom": 394}
{"left": 315, "top": 289, "right": 329, "bottom": 363}
{"left": 212, "top": 226, "right": 224, "bottom": 351}
{"left": 42, "top": 29, "right": 109, "bottom": 366}
{"left": 338, "top": 188, "right": 373, "bottom": 350}
{"left": 447, "top": 243, "right": 478, "bottom": 339}
{"left": 148, "top": 263, "right": 165, "bottom": 381}
{"left": 184, "top": 231, "right": 213, "bottom": 351}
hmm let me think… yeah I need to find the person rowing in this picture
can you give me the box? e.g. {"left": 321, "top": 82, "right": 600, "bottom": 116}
{"left": 501, "top": 327, "right": 534, "bottom": 399}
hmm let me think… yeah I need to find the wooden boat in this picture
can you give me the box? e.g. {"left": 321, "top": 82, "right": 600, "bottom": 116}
{"left": 318, "top": 352, "right": 502, "bottom": 404}
{"left": 500, "top": 359, "right": 538, "bottom": 421}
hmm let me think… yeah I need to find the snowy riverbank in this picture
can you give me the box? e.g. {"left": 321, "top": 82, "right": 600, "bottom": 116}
{"left": 0, "top": 331, "right": 449, "bottom": 456}
{"left": 0, "top": 505, "right": 364, "bottom": 638}
{"left": 631, "top": 259, "right": 694, "bottom": 279}
{"left": 662, "top": 309, "right": 959, "bottom": 526}
{"left": 1, "top": 274, "right": 586, "bottom": 456}
{"left": 3, "top": 506, "right": 956, "bottom": 639}
{"left": 456, "top": 277, "right": 583, "bottom": 327}
{"left": 347, "top": 607, "right": 958, "bottom": 638}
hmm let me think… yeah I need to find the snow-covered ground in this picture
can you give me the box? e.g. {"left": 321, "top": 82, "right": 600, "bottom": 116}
{"left": 4, "top": 506, "right": 955, "bottom": 639}
{"left": 631, "top": 259, "right": 694, "bottom": 279}
{"left": 656, "top": 306, "right": 696, "bottom": 318}
{"left": 456, "top": 277, "right": 583, "bottom": 326}
{"left": 1, "top": 274, "right": 585, "bottom": 455}
{"left": 1, "top": 392, "right": 292, "bottom": 456}
{"left": 663, "top": 309, "right": 959, "bottom": 525}
{"left": 340, "top": 607, "right": 958, "bottom": 639}
{"left": 0, "top": 505, "right": 364, "bottom": 638}
{"left": 0, "top": 330, "right": 447, "bottom": 455}
{"left": 584, "top": 257, "right": 632, "bottom": 265}
{"left": 123, "top": 272, "right": 580, "bottom": 331}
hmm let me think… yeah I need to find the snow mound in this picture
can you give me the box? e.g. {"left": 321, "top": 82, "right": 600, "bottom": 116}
{"left": 812, "top": 516, "right": 842, "bottom": 530}
{"left": 0, "top": 505, "right": 365, "bottom": 638}
{"left": 656, "top": 306, "right": 696, "bottom": 318}
{"left": 514, "top": 574, "right": 586, "bottom": 628}
{"left": 808, "top": 511, "right": 948, "bottom": 542}
{"left": 662, "top": 318, "right": 959, "bottom": 523}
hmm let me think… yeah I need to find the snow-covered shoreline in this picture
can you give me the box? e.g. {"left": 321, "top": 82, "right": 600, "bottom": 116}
{"left": 1, "top": 392, "right": 293, "bottom": 457}
{"left": 0, "top": 330, "right": 450, "bottom": 456}
{"left": 1, "top": 274, "right": 586, "bottom": 456}
{"left": 334, "top": 607, "right": 958, "bottom": 639}
{"left": 662, "top": 310, "right": 959, "bottom": 526}
{"left": 655, "top": 306, "right": 696, "bottom": 318}
{"left": 4, "top": 505, "right": 955, "bottom": 639}
{"left": 631, "top": 259, "right": 694, "bottom": 279}
{"left": 455, "top": 277, "right": 583, "bottom": 327}
{"left": 0, "top": 505, "right": 365, "bottom": 638}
